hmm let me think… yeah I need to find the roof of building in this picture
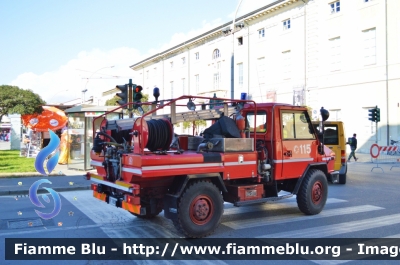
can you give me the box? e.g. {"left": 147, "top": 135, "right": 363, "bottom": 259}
{"left": 130, "top": 0, "right": 300, "bottom": 69}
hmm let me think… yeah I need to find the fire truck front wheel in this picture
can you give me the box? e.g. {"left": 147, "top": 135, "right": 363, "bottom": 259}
{"left": 297, "top": 169, "right": 328, "bottom": 215}
{"left": 174, "top": 180, "right": 224, "bottom": 238}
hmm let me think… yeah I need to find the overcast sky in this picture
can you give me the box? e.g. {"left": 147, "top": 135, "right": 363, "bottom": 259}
{"left": 0, "top": 0, "right": 271, "bottom": 104}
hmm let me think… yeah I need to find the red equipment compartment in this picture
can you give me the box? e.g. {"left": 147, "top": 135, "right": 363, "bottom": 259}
{"left": 222, "top": 152, "right": 258, "bottom": 180}
{"left": 223, "top": 184, "right": 264, "bottom": 203}
{"left": 120, "top": 151, "right": 225, "bottom": 182}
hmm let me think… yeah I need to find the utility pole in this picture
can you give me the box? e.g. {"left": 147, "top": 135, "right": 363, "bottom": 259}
{"left": 128, "top": 79, "right": 133, "bottom": 118}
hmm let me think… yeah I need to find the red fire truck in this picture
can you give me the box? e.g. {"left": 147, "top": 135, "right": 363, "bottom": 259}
{"left": 88, "top": 94, "right": 337, "bottom": 238}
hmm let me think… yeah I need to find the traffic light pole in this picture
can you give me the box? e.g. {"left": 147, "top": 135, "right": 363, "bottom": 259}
{"left": 128, "top": 79, "right": 133, "bottom": 118}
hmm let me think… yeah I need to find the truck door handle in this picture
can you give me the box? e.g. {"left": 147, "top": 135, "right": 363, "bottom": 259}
{"left": 284, "top": 150, "right": 292, "bottom": 157}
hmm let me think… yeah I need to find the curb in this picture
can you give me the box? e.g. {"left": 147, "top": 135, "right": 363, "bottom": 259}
{"left": 0, "top": 172, "right": 88, "bottom": 178}
{"left": 0, "top": 185, "right": 92, "bottom": 196}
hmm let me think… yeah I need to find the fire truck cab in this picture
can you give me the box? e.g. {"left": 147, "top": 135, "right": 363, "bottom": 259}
{"left": 88, "top": 95, "right": 337, "bottom": 238}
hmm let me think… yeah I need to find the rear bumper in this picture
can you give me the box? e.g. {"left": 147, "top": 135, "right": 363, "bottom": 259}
{"left": 330, "top": 171, "right": 340, "bottom": 183}
{"left": 339, "top": 164, "right": 347, "bottom": 175}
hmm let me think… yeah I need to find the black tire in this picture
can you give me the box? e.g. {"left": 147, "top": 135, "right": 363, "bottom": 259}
{"left": 297, "top": 169, "right": 328, "bottom": 215}
{"left": 339, "top": 164, "right": 347, "bottom": 184}
{"left": 338, "top": 174, "right": 346, "bottom": 184}
{"left": 173, "top": 180, "right": 224, "bottom": 238}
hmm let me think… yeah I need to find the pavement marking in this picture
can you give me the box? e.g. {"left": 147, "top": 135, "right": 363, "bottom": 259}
{"left": 223, "top": 205, "right": 383, "bottom": 230}
{"left": 256, "top": 213, "right": 400, "bottom": 238}
{"left": 0, "top": 224, "right": 101, "bottom": 237}
{"left": 60, "top": 191, "right": 182, "bottom": 238}
{"left": 223, "top": 198, "right": 347, "bottom": 215}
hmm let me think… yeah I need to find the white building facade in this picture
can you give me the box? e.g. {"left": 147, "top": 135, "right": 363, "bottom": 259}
{"left": 130, "top": 0, "right": 400, "bottom": 154}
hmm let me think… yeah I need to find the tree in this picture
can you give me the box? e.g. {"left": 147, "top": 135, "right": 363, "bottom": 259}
{"left": 182, "top": 120, "right": 207, "bottom": 135}
{"left": 105, "top": 95, "right": 120, "bottom": 106}
{"left": 0, "top": 85, "right": 46, "bottom": 122}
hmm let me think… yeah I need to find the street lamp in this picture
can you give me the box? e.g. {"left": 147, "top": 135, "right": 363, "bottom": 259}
{"left": 82, "top": 65, "right": 114, "bottom": 104}
{"left": 230, "top": 0, "right": 244, "bottom": 99}
{"left": 81, "top": 89, "right": 88, "bottom": 104}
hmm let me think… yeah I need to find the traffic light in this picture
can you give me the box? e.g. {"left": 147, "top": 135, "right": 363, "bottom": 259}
{"left": 376, "top": 107, "right": 380, "bottom": 122}
{"left": 132, "top": 85, "right": 143, "bottom": 110}
{"left": 116, "top": 84, "right": 128, "bottom": 108}
{"left": 134, "top": 85, "right": 143, "bottom": 101}
{"left": 368, "top": 107, "right": 377, "bottom": 122}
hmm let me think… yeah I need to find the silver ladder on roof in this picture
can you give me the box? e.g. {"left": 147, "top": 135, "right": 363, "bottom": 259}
{"left": 144, "top": 103, "right": 237, "bottom": 124}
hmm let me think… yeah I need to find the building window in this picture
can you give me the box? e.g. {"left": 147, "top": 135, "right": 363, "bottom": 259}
{"left": 238, "top": 37, "right": 243, "bottom": 46}
{"left": 257, "top": 57, "right": 265, "bottom": 85}
{"left": 283, "top": 19, "right": 291, "bottom": 30}
{"left": 330, "top": 1, "right": 340, "bottom": 14}
{"left": 238, "top": 63, "right": 243, "bottom": 88}
{"left": 213, "top": 61, "right": 221, "bottom": 91}
{"left": 363, "top": 28, "right": 376, "bottom": 65}
{"left": 195, "top": 52, "right": 199, "bottom": 60}
{"left": 170, "top": 61, "right": 173, "bottom": 68}
{"left": 330, "top": 37, "right": 341, "bottom": 71}
{"left": 170, "top": 81, "right": 174, "bottom": 98}
{"left": 195, "top": 74, "right": 199, "bottom": 94}
{"left": 213, "top": 73, "right": 220, "bottom": 90}
{"left": 182, "top": 57, "right": 186, "bottom": 65}
{"left": 212, "top": 49, "right": 220, "bottom": 59}
{"left": 282, "top": 51, "right": 291, "bottom": 79}
{"left": 329, "top": 109, "right": 342, "bottom": 121}
{"left": 258, "top": 28, "right": 265, "bottom": 38}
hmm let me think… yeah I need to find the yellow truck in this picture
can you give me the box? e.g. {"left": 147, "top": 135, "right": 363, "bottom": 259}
{"left": 313, "top": 121, "right": 347, "bottom": 184}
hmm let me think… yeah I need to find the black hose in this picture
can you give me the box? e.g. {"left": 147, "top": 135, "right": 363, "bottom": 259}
{"left": 98, "top": 131, "right": 118, "bottom": 143}
{"left": 146, "top": 119, "right": 171, "bottom": 151}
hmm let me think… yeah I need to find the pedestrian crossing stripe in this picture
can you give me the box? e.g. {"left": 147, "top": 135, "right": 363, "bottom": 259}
{"left": 256, "top": 213, "right": 400, "bottom": 238}
{"left": 223, "top": 205, "right": 383, "bottom": 230}
{"left": 222, "top": 198, "right": 346, "bottom": 215}
{"left": 58, "top": 192, "right": 394, "bottom": 240}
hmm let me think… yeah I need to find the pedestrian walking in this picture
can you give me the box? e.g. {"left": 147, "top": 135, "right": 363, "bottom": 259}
{"left": 347, "top": 133, "right": 358, "bottom": 162}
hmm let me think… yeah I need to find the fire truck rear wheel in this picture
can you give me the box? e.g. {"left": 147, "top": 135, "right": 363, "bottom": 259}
{"left": 297, "top": 169, "right": 328, "bottom": 215}
{"left": 174, "top": 180, "right": 224, "bottom": 238}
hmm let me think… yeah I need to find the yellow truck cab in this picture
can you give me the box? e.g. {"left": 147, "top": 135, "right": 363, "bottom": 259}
{"left": 313, "top": 121, "right": 347, "bottom": 184}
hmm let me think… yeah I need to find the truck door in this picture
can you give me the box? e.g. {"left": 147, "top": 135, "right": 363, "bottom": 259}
{"left": 280, "top": 111, "right": 317, "bottom": 179}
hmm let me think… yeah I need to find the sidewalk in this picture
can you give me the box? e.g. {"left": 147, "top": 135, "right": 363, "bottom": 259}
{"left": 0, "top": 140, "right": 94, "bottom": 195}
{"left": 0, "top": 163, "right": 94, "bottom": 196}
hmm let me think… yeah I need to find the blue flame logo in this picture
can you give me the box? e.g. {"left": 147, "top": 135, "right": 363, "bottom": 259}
{"left": 35, "top": 130, "right": 60, "bottom": 175}
{"left": 29, "top": 179, "right": 62, "bottom": 219}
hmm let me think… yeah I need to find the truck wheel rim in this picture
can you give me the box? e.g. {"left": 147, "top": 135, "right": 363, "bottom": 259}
{"left": 190, "top": 195, "right": 213, "bottom": 225}
{"left": 312, "top": 181, "right": 323, "bottom": 205}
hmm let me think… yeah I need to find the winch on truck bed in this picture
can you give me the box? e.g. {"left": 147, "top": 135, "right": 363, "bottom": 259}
{"left": 88, "top": 93, "right": 337, "bottom": 238}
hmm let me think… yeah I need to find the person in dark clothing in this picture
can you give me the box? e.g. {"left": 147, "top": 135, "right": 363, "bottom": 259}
{"left": 347, "top": 133, "right": 358, "bottom": 161}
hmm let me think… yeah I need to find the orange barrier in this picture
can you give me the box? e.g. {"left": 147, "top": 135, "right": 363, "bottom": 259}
{"left": 370, "top": 144, "right": 400, "bottom": 172}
